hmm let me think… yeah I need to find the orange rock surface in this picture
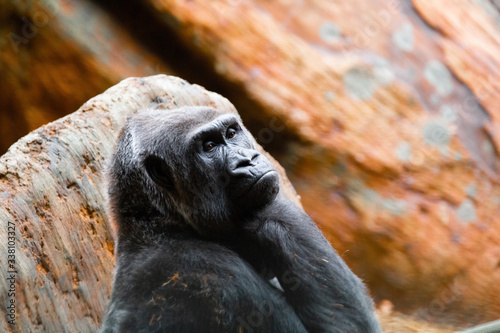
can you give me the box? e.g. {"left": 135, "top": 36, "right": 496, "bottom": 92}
{"left": 0, "top": 0, "right": 172, "bottom": 154}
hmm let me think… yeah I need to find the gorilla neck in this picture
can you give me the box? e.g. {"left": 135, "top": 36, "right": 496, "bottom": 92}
{"left": 112, "top": 189, "right": 237, "bottom": 251}
{"left": 112, "top": 189, "right": 196, "bottom": 248}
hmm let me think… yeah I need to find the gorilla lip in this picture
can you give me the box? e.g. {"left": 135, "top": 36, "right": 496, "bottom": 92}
{"left": 250, "top": 170, "right": 277, "bottom": 188}
{"left": 235, "top": 170, "right": 277, "bottom": 200}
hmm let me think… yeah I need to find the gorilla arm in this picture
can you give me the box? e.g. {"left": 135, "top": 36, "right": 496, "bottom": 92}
{"left": 244, "top": 200, "right": 382, "bottom": 333}
{"left": 101, "top": 237, "right": 307, "bottom": 333}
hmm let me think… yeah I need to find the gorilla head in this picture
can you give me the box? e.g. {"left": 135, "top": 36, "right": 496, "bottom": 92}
{"left": 108, "top": 106, "right": 280, "bottom": 240}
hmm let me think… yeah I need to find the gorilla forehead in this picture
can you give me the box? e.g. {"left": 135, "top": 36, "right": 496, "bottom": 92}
{"left": 130, "top": 106, "right": 240, "bottom": 155}
{"left": 133, "top": 106, "right": 229, "bottom": 135}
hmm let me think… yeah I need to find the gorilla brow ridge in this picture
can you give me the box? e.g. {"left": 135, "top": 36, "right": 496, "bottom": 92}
{"left": 190, "top": 114, "right": 241, "bottom": 142}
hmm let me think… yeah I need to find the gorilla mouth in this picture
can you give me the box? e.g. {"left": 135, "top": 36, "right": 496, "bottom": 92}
{"left": 247, "top": 170, "right": 278, "bottom": 192}
{"left": 253, "top": 170, "right": 276, "bottom": 184}
{"left": 235, "top": 169, "right": 279, "bottom": 208}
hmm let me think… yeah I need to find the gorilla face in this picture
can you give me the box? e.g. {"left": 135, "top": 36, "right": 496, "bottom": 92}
{"left": 191, "top": 113, "right": 279, "bottom": 210}
{"left": 127, "top": 107, "right": 279, "bottom": 237}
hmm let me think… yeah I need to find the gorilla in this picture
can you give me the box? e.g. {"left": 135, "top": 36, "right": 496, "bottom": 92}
{"left": 101, "top": 106, "right": 381, "bottom": 333}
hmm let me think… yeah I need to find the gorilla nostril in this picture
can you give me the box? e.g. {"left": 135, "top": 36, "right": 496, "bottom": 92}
{"left": 232, "top": 149, "right": 258, "bottom": 168}
{"left": 235, "top": 157, "right": 252, "bottom": 169}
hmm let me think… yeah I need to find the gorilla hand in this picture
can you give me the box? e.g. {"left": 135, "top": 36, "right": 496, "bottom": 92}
{"left": 242, "top": 199, "right": 382, "bottom": 333}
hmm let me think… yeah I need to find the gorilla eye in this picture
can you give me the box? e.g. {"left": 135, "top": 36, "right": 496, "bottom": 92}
{"left": 203, "top": 141, "right": 217, "bottom": 152}
{"left": 226, "top": 127, "right": 237, "bottom": 139}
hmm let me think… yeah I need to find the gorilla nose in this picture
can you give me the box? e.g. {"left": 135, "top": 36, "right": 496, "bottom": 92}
{"left": 235, "top": 149, "right": 258, "bottom": 167}
{"left": 229, "top": 149, "right": 260, "bottom": 174}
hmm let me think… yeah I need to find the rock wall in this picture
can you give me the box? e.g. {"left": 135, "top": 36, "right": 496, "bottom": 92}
{"left": 0, "top": 0, "right": 173, "bottom": 154}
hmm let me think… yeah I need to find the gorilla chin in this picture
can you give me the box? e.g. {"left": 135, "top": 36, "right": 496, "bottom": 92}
{"left": 238, "top": 170, "right": 280, "bottom": 212}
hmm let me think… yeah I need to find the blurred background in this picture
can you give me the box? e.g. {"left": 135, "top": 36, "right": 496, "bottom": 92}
{"left": 2, "top": 0, "right": 500, "bottom": 331}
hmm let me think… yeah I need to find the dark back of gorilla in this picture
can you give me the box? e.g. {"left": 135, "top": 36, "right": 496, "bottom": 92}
{"left": 101, "top": 106, "right": 381, "bottom": 333}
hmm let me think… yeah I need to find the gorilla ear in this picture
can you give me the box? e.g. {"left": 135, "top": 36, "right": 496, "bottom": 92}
{"left": 144, "top": 155, "right": 175, "bottom": 191}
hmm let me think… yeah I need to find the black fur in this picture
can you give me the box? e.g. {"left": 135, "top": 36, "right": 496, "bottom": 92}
{"left": 101, "top": 106, "right": 381, "bottom": 333}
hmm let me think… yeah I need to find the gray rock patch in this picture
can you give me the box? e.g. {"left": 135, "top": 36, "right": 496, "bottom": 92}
{"left": 456, "top": 199, "right": 477, "bottom": 223}
{"left": 425, "top": 60, "right": 454, "bottom": 96}
{"left": 422, "top": 120, "right": 452, "bottom": 147}
{"left": 344, "top": 66, "right": 378, "bottom": 100}
{"left": 396, "top": 141, "right": 412, "bottom": 162}
{"left": 319, "top": 21, "right": 341, "bottom": 43}
{"left": 392, "top": 22, "right": 414, "bottom": 51}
